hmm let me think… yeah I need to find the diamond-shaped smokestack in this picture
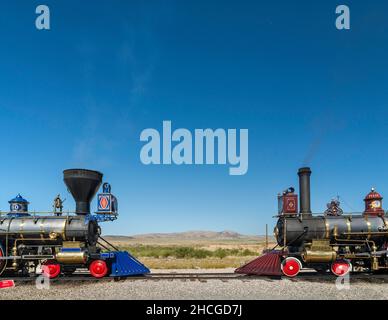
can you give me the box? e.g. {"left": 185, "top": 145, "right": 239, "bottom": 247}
{"left": 63, "top": 169, "right": 103, "bottom": 215}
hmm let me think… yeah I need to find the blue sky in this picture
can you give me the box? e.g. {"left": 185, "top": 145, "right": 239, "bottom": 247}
{"left": 0, "top": 1, "right": 387, "bottom": 235}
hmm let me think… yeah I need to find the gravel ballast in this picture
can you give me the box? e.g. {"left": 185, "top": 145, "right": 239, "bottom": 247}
{"left": 0, "top": 269, "right": 387, "bottom": 300}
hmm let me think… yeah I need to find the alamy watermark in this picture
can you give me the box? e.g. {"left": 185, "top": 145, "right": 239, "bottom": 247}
{"left": 335, "top": 273, "right": 350, "bottom": 290}
{"left": 335, "top": 5, "right": 350, "bottom": 30}
{"left": 35, "top": 5, "right": 50, "bottom": 30}
{"left": 34, "top": 4, "right": 349, "bottom": 32}
{"left": 140, "top": 121, "right": 249, "bottom": 175}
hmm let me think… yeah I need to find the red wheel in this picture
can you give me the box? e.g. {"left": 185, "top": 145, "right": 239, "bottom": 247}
{"left": 42, "top": 263, "right": 61, "bottom": 279}
{"left": 331, "top": 260, "right": 351, "bottom": 277}
{"left": 89, "top": 260, "right": 108, "bottom": 278}
{"left": 281, "top": 257, "right": 302, "bottom": 277}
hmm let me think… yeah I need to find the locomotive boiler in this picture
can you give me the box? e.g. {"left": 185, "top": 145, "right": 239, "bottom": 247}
{"left": 0, "top": 169, "right": 150, "bottom": 279}
{"left": 236, "top": 167, "right": 388, "bottom": 277}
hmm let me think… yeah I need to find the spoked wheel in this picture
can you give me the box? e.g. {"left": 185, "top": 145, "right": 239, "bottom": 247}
{"left": 281, "top": 257, "right": 302, "bottom": 277}
{"left": 331, "top": 260, "right": 352, "bottom": 277}
{"left": 89, "top": 260, "right": 108, "bottom": 278}
{"left": 42, "top": 262, "right": 61, "bottom": 279}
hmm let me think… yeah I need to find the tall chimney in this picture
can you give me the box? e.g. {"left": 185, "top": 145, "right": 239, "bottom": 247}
{"left": 298, "top": 167, "right": 312, "bottom": 216}
{"left": 63, "top": 169, "right": 103, "bottom": 215}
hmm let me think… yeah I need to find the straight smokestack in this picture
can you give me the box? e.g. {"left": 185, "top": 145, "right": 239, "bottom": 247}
{"left": 298, "top": 167, "right": 312, "bottom": 216}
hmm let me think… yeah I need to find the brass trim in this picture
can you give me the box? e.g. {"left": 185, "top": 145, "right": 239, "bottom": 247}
{"left": 346, "top": 218, "right": 351, "bottom": 240}
{"left": 325, "top": 218, "right": 330, "bottom": 238}
{"left": 62, "top": 219, "right": 67, "bottom": 241}
{"left": 56, "top": 251, "right": 86, "bottom": 264}
{"left": 302, "top": 239, "right": 336, "bottom": 263}
{"left": 302, "top": 249, "right": 336, "bottom": 263}
{"left": 273, "top": 226, "right": 279, "bottom": 239}
{"left": 20, "top": 220, "right": 24, "bottom": 239}
{"left": 365, "top": 216, "right": 372, "bottom": 240}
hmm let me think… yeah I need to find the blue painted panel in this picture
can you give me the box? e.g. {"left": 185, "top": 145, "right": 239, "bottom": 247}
{"left": 108, "top": 251, "right": 150, "bottom": 277}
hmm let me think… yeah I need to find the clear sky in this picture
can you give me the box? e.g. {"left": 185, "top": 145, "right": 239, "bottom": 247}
{"left": 0, "top": 1, "right": 387, "bottom": 235}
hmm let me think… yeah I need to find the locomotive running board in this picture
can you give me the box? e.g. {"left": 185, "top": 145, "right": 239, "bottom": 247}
{"left": 101, "top": 251, "right": 150, "bottom": 277}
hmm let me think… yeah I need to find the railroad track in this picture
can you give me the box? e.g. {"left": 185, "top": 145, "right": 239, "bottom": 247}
{"left": 4, "top": 271, "right": 388, "bottom": 284}
{"left": 3, "top": 273, "right": 245, "bottom": 283}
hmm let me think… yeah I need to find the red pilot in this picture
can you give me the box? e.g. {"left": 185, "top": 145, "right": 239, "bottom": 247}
{"left": 364, "top": 188, "right": 385, "bottom": 216}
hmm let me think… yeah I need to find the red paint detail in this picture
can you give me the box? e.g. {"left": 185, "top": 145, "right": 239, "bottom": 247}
{"left": 278, "top": 193, "right": 298, "bottom": 215}
{"left": 331, "top": 260, "right": 351, "bottom": 276}
{"left": 89, "top": 260, "right": 108, "bottom": 278}
{"left": 42, "top": 263, "right": 61, "bottom": 279}
{"left": 235, "top": 251, "right": 282, "bottom": 276}
{"left": 281, "top": 257, "right": 302, "bottom": 277}
{"left": 100, "top": 197, "right": 108, "bottom": 209}
{"left": 0, "top": 280, "right": 15, "bottom": 289}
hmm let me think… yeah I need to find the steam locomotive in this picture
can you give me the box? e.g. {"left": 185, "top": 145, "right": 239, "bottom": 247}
{"left": 0, "top": 169, "right": 150, "bottom": 279}
{"left": 236, "top": 167, "right": 388, "bottom": 278}
{"left": 274, "top": 167, "right": 388, "bottom": 277}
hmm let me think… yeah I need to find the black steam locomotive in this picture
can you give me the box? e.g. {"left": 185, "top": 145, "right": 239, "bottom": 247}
{"left": 237, "top": 167, "right": 388, "bottom": 277}
{"left": 0, "top": 169, "right": 149, "bottom": 279}
{"left": 274, "top": 167, "right": 388, "bottom": 277}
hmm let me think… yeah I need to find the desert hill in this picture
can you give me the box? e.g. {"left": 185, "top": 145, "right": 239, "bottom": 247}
{"left": 104, "top": 230, "right": 271, "bottom": 243}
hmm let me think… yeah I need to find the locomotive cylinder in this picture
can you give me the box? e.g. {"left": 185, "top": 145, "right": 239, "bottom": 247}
{"left": 301, "top": 249, "right": 337, "bottom": 263}
{"left": 56, "top": 251, "right": 87, "bottom": 264}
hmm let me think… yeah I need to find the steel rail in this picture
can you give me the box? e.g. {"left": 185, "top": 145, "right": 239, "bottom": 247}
{"left": 4, "top": 271, "right": 388, "bottom": 283}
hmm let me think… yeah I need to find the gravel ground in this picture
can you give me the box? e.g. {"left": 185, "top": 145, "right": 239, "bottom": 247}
{"left": 0, "top": 268, "right": 388, "bottom": 300}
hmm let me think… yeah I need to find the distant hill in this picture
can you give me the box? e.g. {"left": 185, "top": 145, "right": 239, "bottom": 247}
{"left": 104, "top": 230, "right": 268, "bottom": 241}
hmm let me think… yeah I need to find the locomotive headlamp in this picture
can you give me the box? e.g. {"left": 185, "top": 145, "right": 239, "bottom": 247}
{"left": 364, "top": 188, "right": 384, "bottom": 216}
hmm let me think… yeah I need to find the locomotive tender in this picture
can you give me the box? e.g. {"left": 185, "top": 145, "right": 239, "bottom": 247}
{"left": 274, "top": 167, "right": 388, "bottom": 277}
{"left": 0, "top": 169, "right": 149, "bottom": 279}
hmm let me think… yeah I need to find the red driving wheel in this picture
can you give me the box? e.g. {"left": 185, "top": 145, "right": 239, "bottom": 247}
{"left": 281, "top": 257, "right": 302, "bottom": 277}
{"left": 331, "top": 260, "right": 351, "bottom": 277}
{"left": 89, "top": 260, "right": 108, "bottom": 278}
{"left": 42, "top": 263, "right": 61, "bottom": 279}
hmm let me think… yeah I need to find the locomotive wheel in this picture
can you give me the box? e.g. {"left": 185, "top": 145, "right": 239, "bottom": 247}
{"left": 89, "top": 260, "right": 108, "bottom": 278}
{"left": 331, "top": 260, "right": 351, "bottom": 277}
{"left": 42, "top": 263, "right": 61, "bottom": 279}
{"left": 281, "top": 257, "right": 302, "bottom": 277}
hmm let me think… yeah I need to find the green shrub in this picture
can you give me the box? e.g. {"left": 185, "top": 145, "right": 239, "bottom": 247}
{"left": 115, "top": 245, "right": 259, "bottom": 259}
